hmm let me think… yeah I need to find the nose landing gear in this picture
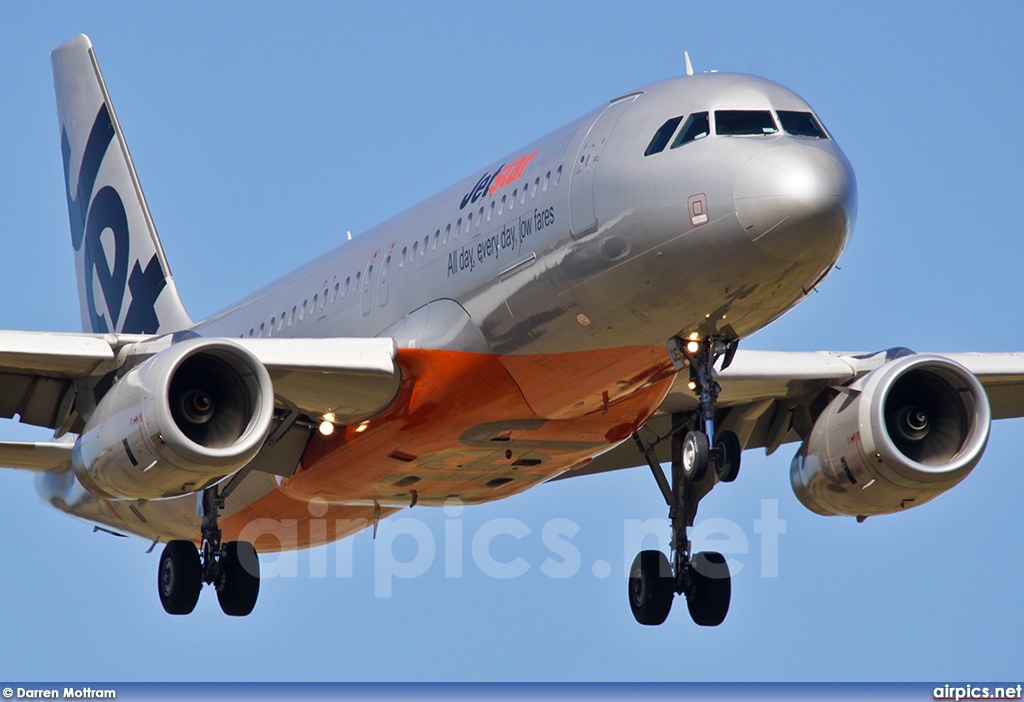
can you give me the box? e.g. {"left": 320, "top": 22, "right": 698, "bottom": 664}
{"left": 628, "top": 336, "right": 740, "bottom": 627}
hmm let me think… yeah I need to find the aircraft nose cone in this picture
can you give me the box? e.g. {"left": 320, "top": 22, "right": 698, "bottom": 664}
{"left": 734, "top": 143, "right": 856, "bottom": 261}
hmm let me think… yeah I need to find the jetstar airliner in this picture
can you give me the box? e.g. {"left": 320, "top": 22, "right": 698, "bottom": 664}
{"left": 5, "top": 34, "right": 1018, "bottom": 625}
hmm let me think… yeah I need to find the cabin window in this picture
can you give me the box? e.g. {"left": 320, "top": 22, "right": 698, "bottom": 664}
{"left": 554, "top": 165, "right": 562, "bottom": 186}
{"left": 715, "top": 110, "right": 778, "bottom": 136}
{"left": 644, "top": 115, "right": 684, "bottom": 156}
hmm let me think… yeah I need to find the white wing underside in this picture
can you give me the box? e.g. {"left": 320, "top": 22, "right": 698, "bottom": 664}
{"left": 0, "top": 331, "right": 400, "bottom": 472}
{"left": 0, "top": 332, "right": 1022, "bottom": 480}
{"left": 562, "top": 348, "right": 1024, "bottom": 480}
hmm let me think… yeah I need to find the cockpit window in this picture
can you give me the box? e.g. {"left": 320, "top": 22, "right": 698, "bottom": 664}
{"left": 670, "top": 112, "right": 709, "bottom": 149}
{"left": 777, "top": 111, "right": 828, "bottom": 138}
{"left": 715, "top": 110, "right": 779, "bottom": 136}
{"left": 644, "top": 115, "right": 684, "bottom": 156}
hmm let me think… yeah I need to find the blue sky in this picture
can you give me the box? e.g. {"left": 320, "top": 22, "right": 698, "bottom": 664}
{"left": 0, "top": 0, "right": 1021, "bottom": 683}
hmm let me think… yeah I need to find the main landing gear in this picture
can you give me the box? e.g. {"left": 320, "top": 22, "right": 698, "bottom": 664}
{"left": 157, "top": 485, "right": 260, "bottom": 616}
{"left": 629, "top": 336, "right": 741, "bottom": 627}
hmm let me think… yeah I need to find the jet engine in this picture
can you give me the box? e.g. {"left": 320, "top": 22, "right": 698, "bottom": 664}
{"left": 790, "top": 354, "right": 990, "bottom": 518}
{"left": 72, "top": 338, "right": 275, "bottom": 500}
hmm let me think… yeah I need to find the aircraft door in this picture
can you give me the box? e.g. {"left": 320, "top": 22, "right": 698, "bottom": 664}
{"left": 568, "top": 94, "right": 637, "bottom": 238}
{"left": 360, "top": 250, "right": 379, "bottom": 316}
{"left": 378, "top": 245, "right": 393, "bottom": 308}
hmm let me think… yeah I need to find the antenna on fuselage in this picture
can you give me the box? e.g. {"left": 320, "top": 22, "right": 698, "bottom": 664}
{"left": 684, "top": 51, "right": 694, "bottom": 77}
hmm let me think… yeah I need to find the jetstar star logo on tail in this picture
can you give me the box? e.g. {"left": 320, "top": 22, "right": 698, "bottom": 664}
{"left": 460, "top": 150, "right": 539, "bottom": 210}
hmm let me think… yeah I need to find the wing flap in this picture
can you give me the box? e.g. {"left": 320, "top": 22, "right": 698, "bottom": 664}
{"left": 657, "top": 350, "right": 857, "bottom": 414}
{"left": 237, "top": 337, "right": 401, "bottom": 423}
{"left": 0, "top": 441, "right": 73, "bottom": 473}
{"left": 0, "top": 330, "right": 120, "bottom": 377}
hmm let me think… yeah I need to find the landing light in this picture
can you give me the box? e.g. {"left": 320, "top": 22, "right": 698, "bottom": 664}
{"left": 686, "top": 340, "right": 701, "bottom": 354}
{"left": 322, "top": 412, "right": 335, "bottom": 423}
{"left": 355, "top": 422, "right": 370, "bottom": 434}
{"left": 318, "top": 421, "right": 335, "bottom": 436}
{"left": 687, "top": 381, "right": 698, "bottom": 391}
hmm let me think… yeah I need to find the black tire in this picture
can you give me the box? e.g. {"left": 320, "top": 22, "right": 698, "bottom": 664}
{"left": 714, "top": 430, "right": 741, "bottom": 483}
{"left": 628, "top": 550, "right": 674, "bottom": 626}
{"left": 217, "top": 541, "right": 260, "bottom": 617}
{"left": 681, "top": 430, "right": 710, "bottom": 481}
{"left": 686, "top": 551, "right": 731, "bottom": 627}
{"left": 158, "top": 540, "right": 202, "bottom": 615}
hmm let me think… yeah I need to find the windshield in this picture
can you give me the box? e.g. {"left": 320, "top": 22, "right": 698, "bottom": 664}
{"left": 777, "top": 110, "right": 829, "bottom": 138}
{"left": 715, "top": 110, "right": 779, "bottom": 136}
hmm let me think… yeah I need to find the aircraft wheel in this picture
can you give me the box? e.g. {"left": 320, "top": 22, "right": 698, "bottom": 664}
{"left": 158, "top": 540, "right": 202, "bottom": 615}
{"left": 686, "top": 551, "right": 730, "bottom": 627}
{"left": 217, "top": 541, "right": 260, "bottom": 617}
{"left": 681, "top": 430, "right": 710, "bottom": 482}
{"left": 714, "top": 431, "right": 741, "bottom": 483}
{"left": 628, "top": 550, "right": 674, "bottom": 626}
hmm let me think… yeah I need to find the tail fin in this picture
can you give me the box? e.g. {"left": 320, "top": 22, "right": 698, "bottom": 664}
{"left": 51, "top": 35, "right": 193, "bottom": 335}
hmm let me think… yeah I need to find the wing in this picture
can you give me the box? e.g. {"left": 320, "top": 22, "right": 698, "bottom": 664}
{"left": 0, "top": 331, "right": 400, "bottom": 474}
{"left": 558, "top": 348, "right": 1024, "bottom": 480}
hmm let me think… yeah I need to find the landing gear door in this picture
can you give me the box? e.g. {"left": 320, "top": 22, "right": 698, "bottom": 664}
{"left": 568, "top": 94, "right": 638, "bottom": 239}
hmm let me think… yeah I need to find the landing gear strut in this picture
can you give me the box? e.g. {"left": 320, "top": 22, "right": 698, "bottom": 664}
{"left": 628, "top": 336, "right": 740, "bottom": 627}
{"left": 157, "top": 484, "right": 260, "bottom": 616}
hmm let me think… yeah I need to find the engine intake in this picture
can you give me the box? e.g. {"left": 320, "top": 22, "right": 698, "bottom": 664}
{"left": 73, "top": 338, "right": 275, "bottom": 500}
{"left": 790, "top": 354, "right": 990, "bottom": 518}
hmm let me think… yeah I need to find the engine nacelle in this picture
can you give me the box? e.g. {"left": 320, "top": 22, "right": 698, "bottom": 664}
{"left": 72, "top": 338, "right": 275, "bottom": 500}
{"left": 790, "top": 354, "right": 990, "bottom": 518}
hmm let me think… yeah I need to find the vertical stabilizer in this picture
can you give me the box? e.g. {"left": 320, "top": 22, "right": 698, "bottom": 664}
{"left": 51, "top": 35, "right": 193, "bottom": 335}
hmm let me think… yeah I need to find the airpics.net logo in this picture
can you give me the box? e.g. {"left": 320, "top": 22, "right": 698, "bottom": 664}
{"left": 934, "top": 684, "right": 1023, "bottom": 701}
{"left": 233, "top": 498, "right": 788, "bottom": 597}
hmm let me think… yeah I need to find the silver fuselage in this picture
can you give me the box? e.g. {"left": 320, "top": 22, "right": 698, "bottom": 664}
{"left": 196, "top": 72, "right": 855, "bottom": 365}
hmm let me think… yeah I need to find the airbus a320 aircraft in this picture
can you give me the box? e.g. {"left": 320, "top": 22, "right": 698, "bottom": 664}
{"left": 6, "top": 35, "right": 1019, "bottom": 624}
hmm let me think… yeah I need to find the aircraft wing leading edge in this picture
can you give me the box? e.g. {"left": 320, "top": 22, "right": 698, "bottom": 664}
{"left": 557, "top": 349, "right": 1024, "bottom": 481}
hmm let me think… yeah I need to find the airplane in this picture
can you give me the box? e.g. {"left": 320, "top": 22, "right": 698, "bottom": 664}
{"left": 4, "top": 33, "right": 1019, "bottom": 625}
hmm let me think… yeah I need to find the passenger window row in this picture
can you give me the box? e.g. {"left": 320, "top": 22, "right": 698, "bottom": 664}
{"left": 242, "top": 163, "right": 565, "bottom": 338}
